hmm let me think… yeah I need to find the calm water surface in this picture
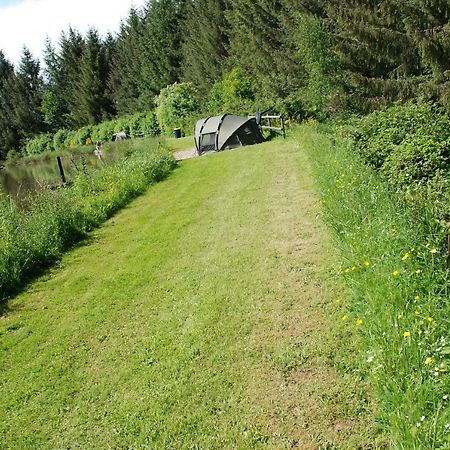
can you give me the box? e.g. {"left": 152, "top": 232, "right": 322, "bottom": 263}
{"left": 0, "top": 151, "right": 120, "bottom": 199}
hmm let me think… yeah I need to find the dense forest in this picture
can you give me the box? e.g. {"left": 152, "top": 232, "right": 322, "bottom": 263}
{"left": 0, "top": 0, "right": 450, "bottom": 159}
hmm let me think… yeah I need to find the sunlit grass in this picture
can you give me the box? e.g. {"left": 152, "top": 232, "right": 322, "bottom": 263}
{"left": 301, "top": 123, "right": 450, "bottom": 449}
{"left": 0, "top": 136, "right": 381, "bottom": 448}
{"left": 0, "top": 138, "right": 176, "bottom": 300}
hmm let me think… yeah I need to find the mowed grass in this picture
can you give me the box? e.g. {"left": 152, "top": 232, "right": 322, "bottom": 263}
{"left": 0, "top": 137, "right": 382, "bottom": 448}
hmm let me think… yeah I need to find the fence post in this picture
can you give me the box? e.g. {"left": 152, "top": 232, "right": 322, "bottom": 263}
{"left": 56, "top": 156, "right": 66, "bottom": 184}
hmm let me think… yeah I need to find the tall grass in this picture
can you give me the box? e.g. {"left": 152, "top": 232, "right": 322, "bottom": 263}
{"left": 300, "top": 124, "right": 449, "bottom": 449}
{"left": 0, "top": 145, "right": 176, "bottom": 301}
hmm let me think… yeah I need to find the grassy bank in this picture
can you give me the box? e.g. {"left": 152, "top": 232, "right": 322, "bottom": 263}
{"left": 301, "top": 123, "right": 449, "bottom": 449}
{"left": 0, "top": 137, "right": 381, "bottom": 448}
{"left": 0, "top": 139, "right": 176, "bottom": 301}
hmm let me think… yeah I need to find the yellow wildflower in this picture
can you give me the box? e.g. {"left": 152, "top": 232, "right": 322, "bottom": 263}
{"left": 335, "top": 298, "right": 342, "bottom": 304}
{"left": 425, "top": 357, "right": 433, "bottom": 365}
{"left": 356, "top": 319, "right": 363, "bottom": 326}
{"left": 392, "top": 270, "right": 401, "bottom": 277}
{"left": 402, "top": 252, "right": 410, "bottom": 261}
{"left": 403, "top": 331, "right": 411, "bottom": 337}
{"left": 341, "top": 315, "right": 348, "bottom": 321}
{"left": 427, "top": 317, "right": 434, "bottom": 323}
{"left": 415, "top": 269, "right": 422, "bottom": 274}
{"left": 363, "top": 261, "right": 370, "bottom": 267}
{"left": 430, "top": 248, "right": 438, "bottom": 254}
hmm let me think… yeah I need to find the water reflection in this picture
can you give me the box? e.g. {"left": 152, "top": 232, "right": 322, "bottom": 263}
{"left": 0, "top": 150, "right": 121, "bottom": 200}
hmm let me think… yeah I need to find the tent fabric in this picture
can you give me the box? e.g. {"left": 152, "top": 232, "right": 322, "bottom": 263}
{"left": 194, "top": 114, "right": 264, "bottom": 155}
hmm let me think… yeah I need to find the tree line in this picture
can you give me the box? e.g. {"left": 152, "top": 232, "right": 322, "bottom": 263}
{"left": 1, "top": 0, "right": 449, "bottom": 159}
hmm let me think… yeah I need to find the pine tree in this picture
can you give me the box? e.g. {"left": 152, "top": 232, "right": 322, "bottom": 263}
{"left": 139, "top": 0, "right": 187, "bottom": 104}
{"left": 0, "top": 51, "right": 19, "bottom": 158}
{"left": 56, "top": 28, "right": 86, "bottom": 126}
{"left": 181, "top": 0, "right": 229, "bottom": 96}
{"left": 227, "top": 0, "right": 303, "bottom": 106}
{"left": 42, "top": 38, "right": 69, "bottom": 130}
{"left": 8, "top": 48, "right": 45, "bottom": 140}
{"left": 72, "top": 28, "right": 113, "bottom": 125}
{"left": 109, "top": 8, "right": 147, "bottom": 114}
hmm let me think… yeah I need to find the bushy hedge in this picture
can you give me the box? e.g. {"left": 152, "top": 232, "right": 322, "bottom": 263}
{"left": 350, "top": 101, "right": 450, "bottom": 234}
{"left": 155, "top": 82, "right": 200, "bottom": 136}
{"left": 0, "top": 145, "right": 176, "bottom": 300}
{"left": 24, "top": 111, "right": 160, "bottom": 157}
{"left": 207, "top": 68, "right": 256, "bottom": 116}
{"left": 25, "top": 133, "right": 54, "bottom": 156}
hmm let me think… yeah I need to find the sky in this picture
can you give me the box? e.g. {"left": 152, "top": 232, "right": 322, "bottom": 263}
{"left": 0, "top": 0, "right": 147, "bottom": 66}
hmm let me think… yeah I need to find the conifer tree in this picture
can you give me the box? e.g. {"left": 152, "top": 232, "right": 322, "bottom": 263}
{"left": 181, "top": 0, "right": 229, "bottom": 96}
{"left": 139, "top": 0, "right": 187, "bottom": 104}
{"left": 72, "top": 28, "right": 113, "bottom": 126}
{"left": 0, "top": 51, "right": 19, "bottom": 158}
{"left": 227, "top": 0, "right": 303, "bottom": 106}
{"left": 109, "top": 8, "right": 146, "bottom": 114}
{"left": 8, "top": 48, "right": 44, "bottom": 140}
{"left": 56, "top": 28, "right": 86, "bottom": 126}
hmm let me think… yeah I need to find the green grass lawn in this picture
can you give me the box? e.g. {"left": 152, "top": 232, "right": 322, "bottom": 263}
{"left": 0, "top": 136, "right": 381, "bottom": 448}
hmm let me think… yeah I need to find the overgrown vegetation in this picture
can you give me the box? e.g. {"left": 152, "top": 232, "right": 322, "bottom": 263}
{"left": 302, "top": 123, "right": 449, "bottom": 449}
{"left": 0, "top": 139, "right": 176, "bottom": 300}
{"left": 349, "top": 102, "right": 450, "bottom": 238}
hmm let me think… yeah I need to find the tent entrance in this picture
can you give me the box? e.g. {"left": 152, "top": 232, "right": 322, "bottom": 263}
{"left": 200, "top": 133, "right": 216, "bottom": 152}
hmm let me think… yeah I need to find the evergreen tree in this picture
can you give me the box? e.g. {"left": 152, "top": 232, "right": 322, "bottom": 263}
{"left": 8, "top": 48, "right": 44, "bottom": 140}
{"left": 42, "top": 38, "right": 69, "bottom": 130}
{"left": 109, "top": 8, "right": 146, "bottom": 114}
{"left": 0, "top": 51, "right": 19, "bottom": 158}
{"left": 72, "top": 28, "right": 113, "bottom": 126}
{"left": 181, "top": 0, "right": 229, "bottom": 96}
{"left": 227, "top": 0, "right": 303, "bottom": 106}
{"left": 139, "top": 0, "right": 187, "bottom": 104}
{"left": 57, "top": 28, "right": 86, "bottom": 126}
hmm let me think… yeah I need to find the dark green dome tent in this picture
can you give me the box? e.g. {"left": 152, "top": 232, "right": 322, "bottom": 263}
{"left": 194, "top": 114, "right": 264, "bottom": 155}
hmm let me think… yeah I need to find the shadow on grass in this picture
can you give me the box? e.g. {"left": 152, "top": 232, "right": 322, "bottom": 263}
{"left": 0, "top": 235, "right": 97, "bottom": 316}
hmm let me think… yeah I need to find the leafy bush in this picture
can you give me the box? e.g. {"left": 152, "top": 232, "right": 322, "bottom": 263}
{"left": 155, "top": 82, "right": 200, "bottom": 136}
{"left": 53, "top": 129, "right": 68, "bottom": 152}
{"left": 139, "top": 111, "right": 160, "bottom": 137}
{"left": 25, "top": 134, "right": 54, "bottom": 156}
{"left": 351, "top": 101, "right": 450, "bottom": 233}
{"left": 75, "top": 126, "right": 93, "bottom": 146}
{"left": 207, "top": 67, "right": 255, "bottom": 115}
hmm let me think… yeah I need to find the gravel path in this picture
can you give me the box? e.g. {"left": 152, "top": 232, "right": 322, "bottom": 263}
{"left": 173, "top": 148, "right": 198, "bottom": 161}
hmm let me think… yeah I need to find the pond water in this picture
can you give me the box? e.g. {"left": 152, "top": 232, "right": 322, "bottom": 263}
{"left": 0, "top": 151, "right": 121, "bottom": 200}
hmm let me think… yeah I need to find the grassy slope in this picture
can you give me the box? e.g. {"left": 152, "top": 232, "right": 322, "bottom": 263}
{"left": 0, "top": 137, "right": 382, "bottom": 448}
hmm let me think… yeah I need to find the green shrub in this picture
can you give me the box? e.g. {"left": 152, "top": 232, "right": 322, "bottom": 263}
{"left": 139, "top": 111, "right": 160, "bottom": 137}
{"left": 25, "top": 134, "right": 54, "bottom": 156}
{"left": 63, "top": 130, "right": 77, "bottom": 148}
{"left": 207, "top": 67, "right": 255, "bottom": 115}
{"left": 75, "top": 126, "right": 93, "bottom": 146}
{"left": 156, "top": 82, "right": 200, "bottom": 136}
{"left": 350, "top": 101, "right": 450, "bottom": 233}
{"left": 53, "top": 129, "right": 68, "bottom": 152}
